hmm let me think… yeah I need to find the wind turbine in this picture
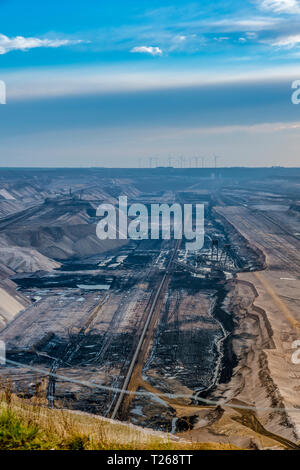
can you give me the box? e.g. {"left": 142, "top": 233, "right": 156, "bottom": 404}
{"left": 193, "top": 156, "right": 201, "bottom": 168}
{"left": 149, "top": 157, "right": 153, "bottom": 168}
{"left": 213, "top": 154, "right": 221, "bottom": 168}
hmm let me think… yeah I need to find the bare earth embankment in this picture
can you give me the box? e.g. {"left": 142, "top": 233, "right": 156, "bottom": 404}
{"left": 196, "top": 205, "right": 300, "bottom": 447}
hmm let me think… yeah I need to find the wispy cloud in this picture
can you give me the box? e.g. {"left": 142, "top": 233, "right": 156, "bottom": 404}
{"left": 207, "top": 17, "right": 280, "bottom": 31}
{"left": 130, "top": 46, "right": 162, "bottom": 56}
{"left": 270, "top": 33, "right": 300, "bottom": 46}
{"left": 257, "top": 0, "right": 300, "bottom": 14}
{"left": 0, "top": 33, "right": 83, "bottom": 55}
{"left": 214, "top": 37, "right": 230, "bottom": 42}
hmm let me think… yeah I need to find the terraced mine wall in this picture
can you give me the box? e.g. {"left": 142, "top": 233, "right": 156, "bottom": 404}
{"left": 212, "top": 208, "right": 267, "bottom": 272}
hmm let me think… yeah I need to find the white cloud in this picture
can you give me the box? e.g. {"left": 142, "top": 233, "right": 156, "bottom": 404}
{"left": 130, "top": 46, "right": 162, "bottom": 56}
{"left": 0, "top": 33, "right": 83, "bottom": 55}
{"left": 173, "top": 121, "right": 300, "bottom": 136}
{"left": 174, "top": 35, "right": 187, "bottom": 42}
{"left": 271, "top": 34, "right": 300, "bottom": 46}
{"left": 168, "top": 34, "right": 203, "bottom": 52}
{"left": 214, "top": 37, "right": 230, "bottom": 42}
{"left": 258, "top": 0, "right": 300, "bottom": 13}
{"left": 206, "top": 17, "right": 279, "bottom": 31}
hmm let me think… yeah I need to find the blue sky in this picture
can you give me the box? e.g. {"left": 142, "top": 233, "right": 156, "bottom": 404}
{"left": 1, "top": 0, "right": 300, "bottom": 167}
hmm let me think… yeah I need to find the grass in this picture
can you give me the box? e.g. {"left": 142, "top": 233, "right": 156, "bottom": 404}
{"left": 0, "top": 390, "right": 240, "bottom": 450}
{"left": 0, "top": 407, "right": 42, "bottom": 450}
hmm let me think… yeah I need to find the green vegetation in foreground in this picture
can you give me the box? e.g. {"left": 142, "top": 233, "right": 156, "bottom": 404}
{"left": 0, "top": 406, "right": 42, "bottom": 450}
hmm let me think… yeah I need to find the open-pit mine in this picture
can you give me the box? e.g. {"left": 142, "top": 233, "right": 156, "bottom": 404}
{"left": 0, "top": 167, "right": 300, "bottom": 450}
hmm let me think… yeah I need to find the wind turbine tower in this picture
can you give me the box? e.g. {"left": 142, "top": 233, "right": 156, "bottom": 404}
{"left": 214, "top": 154, "right": 221, "bottom": 168}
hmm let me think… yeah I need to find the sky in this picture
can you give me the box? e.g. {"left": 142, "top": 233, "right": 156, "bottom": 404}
{"left": 0, "top": 0, "right": 300, "bottom": 167}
